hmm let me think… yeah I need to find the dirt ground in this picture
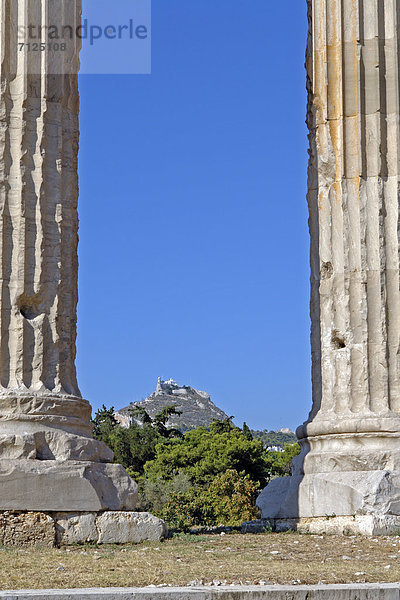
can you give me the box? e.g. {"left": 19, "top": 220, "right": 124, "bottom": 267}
{"left": 2, "top": 532, "right": 400, "bottom": 589}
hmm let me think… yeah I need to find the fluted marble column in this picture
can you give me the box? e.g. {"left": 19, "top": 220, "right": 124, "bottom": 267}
{"left": 258, "top": 0, "right": 400, "bottom": 534}
{"left": 0, "top": 0, "right": 85, "bottom": 430}
{"left": 0, "top": 0, "right": 137, "bottom": 512}
{"left": 305, "top": 0, "right": 400, "bottom": 432}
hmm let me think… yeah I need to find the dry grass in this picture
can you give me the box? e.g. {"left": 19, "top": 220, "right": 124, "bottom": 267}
{"left": 2, "top": 533, "right": 400, "bottom": 590}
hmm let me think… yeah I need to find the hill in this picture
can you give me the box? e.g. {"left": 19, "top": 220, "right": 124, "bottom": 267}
{"left": 115, "top": 377, "right": 229, "bottom": 432}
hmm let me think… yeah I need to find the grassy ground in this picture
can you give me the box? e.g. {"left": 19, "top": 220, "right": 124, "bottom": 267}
{"left": 2, "top": 532, "right": 400, "bottom": 590}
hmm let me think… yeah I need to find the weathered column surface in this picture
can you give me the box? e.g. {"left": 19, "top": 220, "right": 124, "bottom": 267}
{"left": 0, "top": 0, "right": 137, "bottom": 512}
{"left": 258, "top": 0, "right": 400, "bottom": 535}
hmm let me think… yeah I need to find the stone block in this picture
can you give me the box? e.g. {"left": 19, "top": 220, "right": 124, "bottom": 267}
{"left": 53, "top": 511, "right": 168, "bottom": 545}
{"left": 54, "top": 513, "right": 98, "bottom": 545}
{"left": 241, "top": 519, "right": 272, "bottom": 534}
{"left": 0, "top": 460, "right": 138, "bottom": 512}
{"left": 96, "top": 512, "right": 167, "bottom": 544}
{"left": 257, "top": 471, "right": 400, "bottom": 522}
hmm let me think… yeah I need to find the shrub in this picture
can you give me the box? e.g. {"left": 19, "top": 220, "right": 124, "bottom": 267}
{"left": 159, "top": 469, "right": 260, "bottom": 531}
{"left": 137, "top": 471, "right": 192, "bottom": 513}
{"left": 205, "top": 469, "right": 261, "bottom": 525}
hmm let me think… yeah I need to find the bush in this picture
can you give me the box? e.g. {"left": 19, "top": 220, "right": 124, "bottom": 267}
{"left": 205, "top": 469, "right": 260, "bottom": 525}
{"left": 159, "top": 469, "right": 260, "bottom": 531}
{"left": 136, "top": 471, "right": 192, "bottom": 513}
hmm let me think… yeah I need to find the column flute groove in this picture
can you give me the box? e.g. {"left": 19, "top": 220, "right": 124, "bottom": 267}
{"left": 381, "top": 0, "right": 400, "bottom": 411}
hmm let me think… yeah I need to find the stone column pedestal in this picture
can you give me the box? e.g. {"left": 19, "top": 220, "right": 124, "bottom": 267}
{"left": 257, "top": 0, "right": 400, "bottom": 535}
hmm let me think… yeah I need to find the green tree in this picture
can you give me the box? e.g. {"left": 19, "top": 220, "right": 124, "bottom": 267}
{"left": 91, "top": 405, "right": 300, "bottom": 530}
{"left": 242, "top": 422, "right": 253, "bottom": 440}
{"left": 92, "top": 405, "right": 118, "bottom": 448}
{"left": 144, "top": 421, "right": 269, "bottom": 487}
{"left": 152, "top": 406, "right": 183, "bottom": 439}
{"left": 209, "top": 417, "right": 237, "bottom": 435}
{"left": 93, "top": 404, "right": 184, "bottom": 481}
{"left": 252, "top": 429, "right": 297, "bottom": 449}
{"left": 129, "top": 405, "right": 153, "bottom": 425}
{"left": 264, "top": 443, "right": 301, "bottom": 478}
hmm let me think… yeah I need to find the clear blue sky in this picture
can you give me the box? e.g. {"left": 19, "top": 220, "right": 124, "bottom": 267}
{"left": 76, "top": 1, "right": 310, "bottom": 432}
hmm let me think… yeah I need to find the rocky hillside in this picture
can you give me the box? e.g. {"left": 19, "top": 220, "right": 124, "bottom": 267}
{"left": 115, "top": 378, "right": 229, "bottom": 432}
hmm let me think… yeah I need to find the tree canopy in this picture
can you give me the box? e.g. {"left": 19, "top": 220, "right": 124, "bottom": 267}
{"left": 92, "top": 406, "right": 300, "bottom": 530}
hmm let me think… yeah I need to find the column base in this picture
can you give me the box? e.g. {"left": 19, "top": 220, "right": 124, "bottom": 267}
{"left": 261, "top": 515, "right": 400, "bottom": 535}
{"left": 0, "top": 394, "right": 139, "bottom": 513}
{"left": 257, "top": 470, "right": 400, "bottom": 534}
{"left": 0, "top": 459, "right": 138, "bottom": 512}
{"left": 0, "top": 510, "right": 167, "bottom": 547}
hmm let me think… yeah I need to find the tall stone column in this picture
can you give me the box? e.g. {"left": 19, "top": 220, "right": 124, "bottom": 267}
{"left": 258, "top": 0, "right": 400, "bottom": 534}
{"left": 0, "top": 0, "right": 137, "bottom": 512}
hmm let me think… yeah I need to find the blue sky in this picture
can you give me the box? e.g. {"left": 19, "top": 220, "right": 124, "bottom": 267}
{"left": 76, "top": 1, "right": 310, "bottom": 432}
